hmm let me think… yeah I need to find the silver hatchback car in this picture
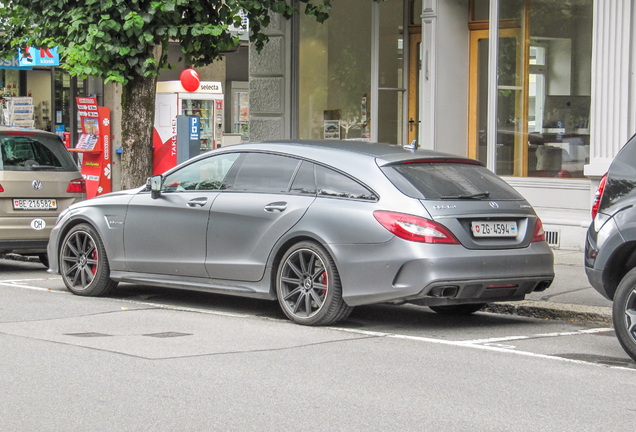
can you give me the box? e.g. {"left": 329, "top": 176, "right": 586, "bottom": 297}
{"left": 48, "top": 141, "right": 554, "bottom": 325}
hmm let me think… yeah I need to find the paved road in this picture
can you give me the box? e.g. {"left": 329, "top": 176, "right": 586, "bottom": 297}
{"left": 1, "top": 258, "right": 634, "bottom": 431}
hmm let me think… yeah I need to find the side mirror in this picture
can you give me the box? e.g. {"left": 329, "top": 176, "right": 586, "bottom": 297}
{"left": 150, "top": 175, "right": 163, "bottom": 199}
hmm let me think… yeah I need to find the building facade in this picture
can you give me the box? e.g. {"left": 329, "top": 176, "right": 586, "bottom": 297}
{"left": 249, "top": 0, "right": 636, "bottom": 250}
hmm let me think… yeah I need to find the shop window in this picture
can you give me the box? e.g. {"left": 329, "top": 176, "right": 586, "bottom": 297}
{"left": 469, "top": 0, "right": 592, "bottom": 179}
{"left": 298, "top": 0, "right": 372, "bottom": 141}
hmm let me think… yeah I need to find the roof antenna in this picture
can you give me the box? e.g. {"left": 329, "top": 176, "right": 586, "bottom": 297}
{"left": 404, "top": 139, "right": 418, "bottom": 150}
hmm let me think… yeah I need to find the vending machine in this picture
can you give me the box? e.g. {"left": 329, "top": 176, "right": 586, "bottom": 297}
{"left": 70, "top": 97, "right": 111, "bottom": 199}
{"left": 153, "top": 80, "right": 224, "bottom": 175}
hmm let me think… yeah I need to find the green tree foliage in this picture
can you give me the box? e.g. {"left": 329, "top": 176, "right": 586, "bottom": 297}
{"left": 0, "top": 0, "right": 335, "bottom": 188}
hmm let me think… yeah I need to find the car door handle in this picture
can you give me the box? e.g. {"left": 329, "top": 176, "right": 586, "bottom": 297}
{"left": 265, "top": 202, "right": 287, "bottom": 212}
{"left": 187, "top": 197, "right": 208, "bottom": 207}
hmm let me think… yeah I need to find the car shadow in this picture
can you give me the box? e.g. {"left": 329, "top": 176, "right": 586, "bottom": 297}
{"left": 107, "top": 283, "right": 542, "bottom": 333}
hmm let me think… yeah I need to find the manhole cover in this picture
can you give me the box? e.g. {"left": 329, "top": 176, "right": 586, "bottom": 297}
{"left": 143, "top": 332, "right": 192, "bottom": 338}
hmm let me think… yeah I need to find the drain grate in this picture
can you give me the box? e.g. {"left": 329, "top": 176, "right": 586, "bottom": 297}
{"left": 65, "top": 332, "right": 112, "bottom": 338}
{"left": 143, "top": 332, "right": 192, "bottom": 338}
{"left": 545, "top": 230, "right": 560, "bottom": 248}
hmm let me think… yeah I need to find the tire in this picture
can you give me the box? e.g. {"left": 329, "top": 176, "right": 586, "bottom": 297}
{"left": 276, "top": 241, "right": 352, "bottom": 326}
{"left": 429, "top": 303, "right": 486, "bottom": 315}
{"left": 612, "top": 268, "right": 636, "bottom": 361}
{"left": 38, "top": 253, "right": 49, "bottom": 268}
{"left": 59, "top": 223, "right": 118, "bottom": 296}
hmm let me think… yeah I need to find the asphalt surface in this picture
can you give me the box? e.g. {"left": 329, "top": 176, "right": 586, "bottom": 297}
{"left": 3, "top": 248, "right": 611, "bottom": 326}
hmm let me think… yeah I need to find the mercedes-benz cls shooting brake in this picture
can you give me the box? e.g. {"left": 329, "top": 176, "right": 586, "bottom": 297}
{"left": 48, "top": 141, "right": 554, "bottom": 325}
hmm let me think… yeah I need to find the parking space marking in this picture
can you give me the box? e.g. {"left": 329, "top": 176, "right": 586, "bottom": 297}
{"left": 462, "top": 328, "right": 614, "bottom": 345}
{"left": 5, "top": 281, "right": 632, "bottom": 371}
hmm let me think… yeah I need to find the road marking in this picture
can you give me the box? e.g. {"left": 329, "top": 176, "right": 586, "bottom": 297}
{"left": 4, "top": 279, "right": 633, "bottom": 371}
{"left": 332, "top": 326, "right": 634, "bottom": 371}
{"left": 0, "top": 280, "right": 67, "bottom": 293}
{"left": 463, "top": 328, "right": 614, "bottom": 344}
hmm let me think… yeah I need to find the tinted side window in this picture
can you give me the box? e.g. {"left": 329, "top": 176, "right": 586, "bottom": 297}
{"left": 315, "top": 165, "right": 377, "bottom": 201}
{"left": 0, "top": 135, "right": 76, "bottom": 171}
{"left": 163, "top": 153, "right": 239, "bottom": 192}
{"left": 230, "top": 153, "right": 300, "bottom": 193}
{"left": 289, "top": 161, "right": 316, "bottom": 195}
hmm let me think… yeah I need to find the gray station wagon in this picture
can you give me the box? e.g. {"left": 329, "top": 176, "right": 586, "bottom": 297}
{"left": 48, "top": 140, "right": 554, "bottom": 325}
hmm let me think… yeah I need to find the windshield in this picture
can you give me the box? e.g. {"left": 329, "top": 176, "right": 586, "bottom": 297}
{"left": 381, "top": 162, "right": 524, "bottom": 200}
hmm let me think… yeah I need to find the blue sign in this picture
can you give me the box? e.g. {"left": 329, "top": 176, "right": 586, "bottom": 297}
{"left": 0, "top": 46, "right": 60, "bottom": 70}
{"left": 190, "top": 116, "right": 200, "bottom": 141}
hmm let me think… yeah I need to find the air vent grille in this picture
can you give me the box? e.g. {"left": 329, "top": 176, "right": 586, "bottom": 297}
{"left": 545, "top": 230, "right": 560, "bottom": 248}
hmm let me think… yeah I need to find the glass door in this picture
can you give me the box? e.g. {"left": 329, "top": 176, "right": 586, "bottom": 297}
{"left": 468, "top": 27, "right": 524, "bottom": 176}
{"left": 407, "top": 32, "right": 421, "bottom": 145}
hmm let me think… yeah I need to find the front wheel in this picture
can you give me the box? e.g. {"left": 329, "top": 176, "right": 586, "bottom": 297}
{"left": 612, "top": 268, "right": 636, "bottom": 361}
{"left": 60, "top": 223, "right": 118, "bottom": 296}
{"left": 429, "top": 303, "right": 486, "bottom": 315}
{"left": 276, "top": 241, "right": 352, "bottom": 326}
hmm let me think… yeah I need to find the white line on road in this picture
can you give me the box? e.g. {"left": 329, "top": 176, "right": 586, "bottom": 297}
{"left": 4, "top": 279, "right": 633, "bottom": 371}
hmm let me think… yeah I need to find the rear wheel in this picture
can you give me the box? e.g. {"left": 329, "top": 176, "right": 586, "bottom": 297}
{"left": 612, "top": 268, "right": 636, "bottom": 361}
{"left": 429, "top": 303, "right": 486, "bottom": 315}
{"left": 276, "top": 241, "right": 352, "bottom": 326}
{"left": 60, "top": 223, "right": 118, "bottom": 296}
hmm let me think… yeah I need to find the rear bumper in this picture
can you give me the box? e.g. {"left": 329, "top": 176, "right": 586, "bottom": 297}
{"left": 0, "top": 238, "right": 48, "bottom": 254}
{"left": 330, "top": 238, "right": 555, "bottom": 307}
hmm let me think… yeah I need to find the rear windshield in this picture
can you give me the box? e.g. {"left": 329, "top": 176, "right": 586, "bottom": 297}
{"left": 381, "top": 162, "right": 524, "bottom": 200}
{"left": 0, "top": 134, "right": 77, "bottom": 171}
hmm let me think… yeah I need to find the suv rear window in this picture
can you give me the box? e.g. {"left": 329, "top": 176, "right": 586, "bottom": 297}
{"left": 381, "top": 162, "right": 523, "bottom": 200}
{"left": 0, "top": 134, "right": 77, "bottom": 171}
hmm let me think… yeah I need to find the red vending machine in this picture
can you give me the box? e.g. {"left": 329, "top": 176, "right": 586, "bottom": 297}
{"left": 71, "top": 97, "right": 112, "bottom": 199}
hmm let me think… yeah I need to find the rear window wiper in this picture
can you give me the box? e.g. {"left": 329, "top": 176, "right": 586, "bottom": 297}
{"left": 30, "top": 165, "right": 61, "bottom": 170}
{"left": 440, "top": 192, "right": 490, "bottom": 200}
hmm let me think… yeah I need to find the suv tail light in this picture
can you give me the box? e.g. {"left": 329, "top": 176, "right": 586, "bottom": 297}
{"left": 373, "top": 211, "right": 459, "bottom": 244}
{"left": 0, "top": 183, "right": 3, "bottom": 192}
{"left": 532, "top": 218, "right": 546, "bottom": 242}
{"left": 67, "top": 178, "right": 86, "bottom": 194}
{"left": 591, "top": 173, "right": 607, "bottom": 219}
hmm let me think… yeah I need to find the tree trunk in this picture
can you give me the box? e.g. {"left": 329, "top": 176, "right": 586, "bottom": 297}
{"left": 120, "top": 74, "right": 157, "bottom": 190}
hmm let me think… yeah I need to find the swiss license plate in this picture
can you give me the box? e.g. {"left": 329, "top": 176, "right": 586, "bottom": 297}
{"left": 12, "top": 198, "right": 57, "bottom": 210}
{"left": 471, "top": 221, "right": 517, "bottom": 237}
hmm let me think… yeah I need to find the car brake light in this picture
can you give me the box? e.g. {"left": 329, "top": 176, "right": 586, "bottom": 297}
{"left": 591, "top": 173, "right": 607, "bottom": 219}
{"left": 373, "top": 210, "right": 459, "bottom": 244}
{"left": 67, "top": 178, "right": 86, "bottom": 194}
{"left": 532, "top": 218, "right": 546, "bottom": 242}
{"left": 403, "top": 158, "right": 482, "bottom": 166}
{"left": 5, "top": 131, "right": 36, "bottom": 136}
{"left": 0, "top": 183, "right": 3, "bottom": 192}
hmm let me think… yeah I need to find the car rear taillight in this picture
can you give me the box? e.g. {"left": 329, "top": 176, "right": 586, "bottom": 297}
{"left": 0, "top": 183, "right": 3, "bottom": 192}
{"left": 532, "top": 218, "right": 546, "bottom": 242}
{"left": 591, "top": 173, "right": 607, "bottom": 219}
{"left": 373, "top": 210, "right": 459, "bottom": 244}
{"left": 67, "top": 178, "right": 86, "bottom": 194}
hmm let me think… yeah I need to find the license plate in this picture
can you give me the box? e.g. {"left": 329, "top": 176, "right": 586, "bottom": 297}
{"left": 12, "top": 199, "right": 57, "bottom": 210}
{"left": 471, "top": 221, "right": 517, "bottom": 237}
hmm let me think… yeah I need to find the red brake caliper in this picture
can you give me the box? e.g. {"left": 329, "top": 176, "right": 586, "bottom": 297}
{"left": 92, "top": 250, "right": 97, "bottom": 275}
{"left": 322, "top": 271, "right": 327, "bottom": 296}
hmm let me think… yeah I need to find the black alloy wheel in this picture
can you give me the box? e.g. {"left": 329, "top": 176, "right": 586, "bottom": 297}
{"left": 276, "top": 241, "right": 352, "bottom": 326}
{"left": 612, "top": 268, "right": 636, "bottom": 361}
{"left": 60, "top": 224, "right": 117, "bottom": 296}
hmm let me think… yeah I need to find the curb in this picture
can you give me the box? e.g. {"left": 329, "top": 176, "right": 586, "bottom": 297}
{"left": 484, "top": 300, "right": 613, "bottom": 326}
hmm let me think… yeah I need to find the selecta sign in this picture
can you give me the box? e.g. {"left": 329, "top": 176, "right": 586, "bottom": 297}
{"left": 0, "top": 46, "right": 60, "bottom": 69}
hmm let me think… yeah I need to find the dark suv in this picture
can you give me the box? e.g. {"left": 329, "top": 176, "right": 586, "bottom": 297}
{"left": 585, "top": 133, "right": 636, "bottom": 360}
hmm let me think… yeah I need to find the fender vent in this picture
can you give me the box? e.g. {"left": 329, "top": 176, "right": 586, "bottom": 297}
{"left": 545, "top": 230, "right": 560, "bottom": 248}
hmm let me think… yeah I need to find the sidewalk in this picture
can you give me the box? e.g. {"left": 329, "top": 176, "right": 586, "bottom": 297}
{"left": 484, "top": 249, "right": 614, "bottom": 325}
